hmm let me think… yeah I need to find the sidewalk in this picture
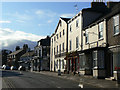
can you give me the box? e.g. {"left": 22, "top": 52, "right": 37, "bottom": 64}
{"left": 32, "top": 71, "right": 120, "bottom": 88}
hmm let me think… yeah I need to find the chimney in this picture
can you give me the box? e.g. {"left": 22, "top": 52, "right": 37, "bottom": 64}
{"left": 107, "top": 2, "right": 119, "bottom": 9}
{"left": 91, "top": 2, "right": 106, "bottom": 8}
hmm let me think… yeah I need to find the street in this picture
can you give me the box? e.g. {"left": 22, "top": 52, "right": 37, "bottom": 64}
{"left": 1, "top": 70, "right": 98, "bottom": 88}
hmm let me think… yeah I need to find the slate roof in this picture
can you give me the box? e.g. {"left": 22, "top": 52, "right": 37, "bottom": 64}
{"left": 83, "top": 2, "right": 120, "bottom": 30}
{"left": 21, "top": 51, "right": 35, "bottom": 57}
{"left": 8, "top": 49, "right": 23, "bottom": 56}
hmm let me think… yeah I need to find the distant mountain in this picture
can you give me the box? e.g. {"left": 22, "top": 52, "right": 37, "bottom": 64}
{"left": 1, "top": 40, "right": 37, "bottom": 51}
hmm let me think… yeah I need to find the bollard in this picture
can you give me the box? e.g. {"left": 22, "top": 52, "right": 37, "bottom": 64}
{"left": 58, "top": 70, "right": 61, "bottom": 76}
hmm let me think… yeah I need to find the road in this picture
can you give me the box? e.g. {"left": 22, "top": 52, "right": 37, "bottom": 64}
{"left": 2, "top": 70, "right": 97, "bottom": 88}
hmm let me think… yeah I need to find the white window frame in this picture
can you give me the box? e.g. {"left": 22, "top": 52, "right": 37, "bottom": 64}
{"left": 85, "top": 31, "right": 89, "bottom": 44}
{"left": 76, "top": 19, "right": 79, "bottom": 28}
{"left": 76, "top": 36, "right": 79, "bottom": 49}
{"left": 113, "top": 15, "right": 119, "bottom": 35}
{"left": 62, "top": 42, "right": 64, "bottom": 52}
{"left": 98, "top": 22, "right": 104, "bottom": 39}
{"left": 69, "top": 40, "right": 72, "bottom": 50}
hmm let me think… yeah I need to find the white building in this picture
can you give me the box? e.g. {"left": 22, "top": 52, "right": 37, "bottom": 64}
{"left": 50, "top": 17, "right": 70, "bottom": 72}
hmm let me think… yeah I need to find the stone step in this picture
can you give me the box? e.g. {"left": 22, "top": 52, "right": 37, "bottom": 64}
{"left": 105, "top": 77, "right": 115, "bottom": 80}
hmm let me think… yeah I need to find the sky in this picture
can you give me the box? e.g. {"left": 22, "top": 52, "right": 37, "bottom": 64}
{"left": 0, "top": 2, "right": 91, "bottom": 49}
{"left": 0, "top": 1, "right": 120, "bottom": 50}
{"left": 2, "top": 2, "right": 91, "bottom": 36}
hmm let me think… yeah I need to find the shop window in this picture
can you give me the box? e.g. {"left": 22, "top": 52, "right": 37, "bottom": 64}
{"left": 98, "top": 50, "right": 104, "bottom": 68}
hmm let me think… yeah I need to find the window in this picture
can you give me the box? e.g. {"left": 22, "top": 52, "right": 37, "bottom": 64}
{"left": 62, "top": 42, "right": 64, "bottom": 52}
{"left": 52, "top": 39, "right": 53, "bottom": 44}
{"left": 57, "top": 34, "right": 58, "bottom": 39}
{"left": 59, "top": 60, "right": 61, "bottom": 69}
{"left": 57, "top": 45, "right": 58, "bottom": 54}
{"left": 63, "top": 29, "right": 65, "bottom": 35}
{"left": 99, "top": 22, "right": 103, "bottom": 39}
{"left": 57, "top": 60, "right": 58, "bottom": 69}
{"left": 85, "top": 31, "right": 89, "bottom": 43}
{"left": 62, "top": 60, "right": 64, "bottom": 69}
{"left": 76, "top": 36, "right": 79, "bottom": 49}
{"left": 76, "top": 19, "right": 79, "bottom": 27}
{"left": 69, "top": 40, "right": 72, "bottom": 50}
{"left": 54, "top": 47, "right": 55, "bottom": 55}
{"left": 60, "top": 20, "right": 62, "bottom": 26}
{"left": 93, "top": 51, "right": 97, "bottom": 68}
{"left": 59, "top": 44, "right": 61, "bottom": 53}
{"left": 70, "top": 25, "right": 72, "bottom": 32}
{"left": 113, "top": 15, "right": 119, "bottom": 35}
{"left": 60, "top": 32, "right": 61, "bottom": 38}
{"left": 54, "top": 36, "right": 56, "bottom": 41}
{"left": 98, "top": 50, "right": 104, "bottom": 68}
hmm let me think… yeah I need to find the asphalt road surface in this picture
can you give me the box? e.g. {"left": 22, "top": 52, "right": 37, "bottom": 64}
{"left": 2, "top": 70, "right": 97, "bottom": 88}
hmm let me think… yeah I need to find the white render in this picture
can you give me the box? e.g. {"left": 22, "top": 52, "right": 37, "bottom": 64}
{"left": 50, "top": 18, "right": 68, "bottom": 72}
{"left": 83, "top": 20, "right": 107, "bottom": 50}
{"left": 68, "top": 12, "right": 82, "bottom": 52}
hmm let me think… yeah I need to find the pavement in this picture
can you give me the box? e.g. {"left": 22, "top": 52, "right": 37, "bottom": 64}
{"left": 32, "top": 71, "right": 120, "bottom": 88}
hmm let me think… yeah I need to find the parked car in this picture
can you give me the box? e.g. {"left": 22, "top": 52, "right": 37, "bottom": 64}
{"left": 10, "top": 66, "right": 17, "bottom": 70}
{"left": 5, "top": 66, "right": 10, "bottom": 70}
{"left": 18, "top": 66, "right": 26, "bottom": 71}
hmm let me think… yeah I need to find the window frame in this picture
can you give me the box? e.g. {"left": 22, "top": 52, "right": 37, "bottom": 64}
{"left": 85, "top": 31, "right": 89, "bottom": 44}
{"left": 76, "top": 19, "right": 79, "bottom": 28}
{"left": 113, "top": 15, "right": 119, "bottom": 35}
{"left": 76, "top": 36, "right": 79, "bottom": 49}
{"left": 98, "top": 22, "right": 104, "bottom": 39}
{"left": 69, "top": 40, "right": 72, "bottom": 50}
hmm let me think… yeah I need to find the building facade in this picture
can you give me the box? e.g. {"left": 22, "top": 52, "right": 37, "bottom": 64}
{"left": 82, "top": 19, "right": 107, "bottom": 78}
{"left": 20, "top": 50, "right": 35, "bottom": 71}
{"left": 66, "top": 2, "right": 108, "bottom": 74}
{"left": 106, "top": 2, "right": 120, "bottom": 80}
{"left": 31, "top": 36, "right": 50, "bottom": 72}
{"left": 7, "top": 44, "right": 28, "bottom": 68}
{"left": 50, "top": 17, "right": 70, "bottom": 72}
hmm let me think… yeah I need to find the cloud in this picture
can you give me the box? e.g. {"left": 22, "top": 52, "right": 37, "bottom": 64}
{"left": 16, "top": 20, "right": 25, "bottom": 23}
{"left": 0, "top": 20, "right": 11, "bottom": 23}
{"left": 35, "top": 9, "right": 57, "bottom": 18}
{"left": 35, "top": 10, "right": 44, "bottom": 15}
{"left": 60, "top": 13, "right": 75, "bottom": 18}
{"left": 47, "top": 20, "right": 53, "bottom": 23}
{"left": 0, "top": 28, "right": 45, "bottom": 47}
